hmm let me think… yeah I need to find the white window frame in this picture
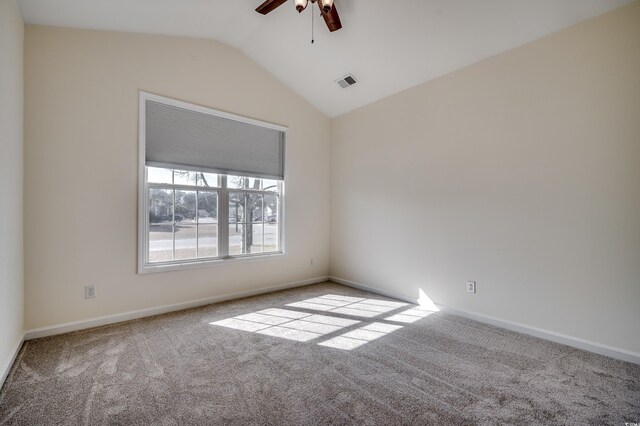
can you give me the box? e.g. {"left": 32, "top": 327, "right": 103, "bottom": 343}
{"left": 138, "top": 92, "right": 287, "bottom": 274}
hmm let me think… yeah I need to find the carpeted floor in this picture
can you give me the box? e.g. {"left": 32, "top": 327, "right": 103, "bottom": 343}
{"left": 1, "top": 282, "right": 638, "bottom": 425}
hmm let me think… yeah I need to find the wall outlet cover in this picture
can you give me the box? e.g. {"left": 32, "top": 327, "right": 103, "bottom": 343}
{"left": 85, "top": 285, "right": 96, "bottom": 299}
{"left": 467, "top": 281, "right": 476, "bottom": 293}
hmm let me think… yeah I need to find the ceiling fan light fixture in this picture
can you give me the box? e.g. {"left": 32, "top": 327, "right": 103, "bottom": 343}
{"left": 255, "top": 0, "right": 341, "bottom": 32}
{"left": 319, "top": 0, "right": 333, "bottom": 13}
{"left": 294, "top": 0, "right": 308, "bottom": 13}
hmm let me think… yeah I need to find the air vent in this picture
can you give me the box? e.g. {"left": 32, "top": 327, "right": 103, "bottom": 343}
{"left": 336, "top": 74, "right": 357, "bottom": 88}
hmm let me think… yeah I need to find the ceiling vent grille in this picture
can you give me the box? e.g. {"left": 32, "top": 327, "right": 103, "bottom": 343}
{"left": 336, "top": 74, "right": 357, "bottom": 88}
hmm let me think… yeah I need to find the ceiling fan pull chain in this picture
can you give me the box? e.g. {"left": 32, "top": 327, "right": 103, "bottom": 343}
{"left": 311, "top": 7, "right": 314, "bottom": 44}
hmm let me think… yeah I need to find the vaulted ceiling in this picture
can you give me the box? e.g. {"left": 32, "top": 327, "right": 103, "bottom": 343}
{"left": 17, "top": 0, "right": 633, "bottom": 117}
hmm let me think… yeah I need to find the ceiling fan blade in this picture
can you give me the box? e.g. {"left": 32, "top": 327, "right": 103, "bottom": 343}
{"left": 318, "top": 2, "right": 342, "bottom": 32}
{"left": 256, "top": 0, "right": 288, "bottom": 15}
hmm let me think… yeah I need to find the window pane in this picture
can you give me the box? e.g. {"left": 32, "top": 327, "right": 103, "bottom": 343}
{"left": 174, "top": 170, "right": 197, "bottom": 186}
{"left": 262, "top": 179, "right": 278, "bottom": 192}
{"left": 229, "top": 223, "right": 269, "bottom": 256}
{"left": 227, "top": 175, "right": 247, "bottom": 189}
{"left": 229, "top": 192, "right": 245, "bottom": 223}
{"left": 229, "top": 193, "right": 262, "bottom": 223}
{"left": 175, "top": 190, "right": 197, "bottom": 224}
{"left": 149, "top": 188, "right": 173, "bottom": 224}
{"left": 264, "top": 222, "right": 279, "bottom": 252}
{"left": 197, "top": 172, "right": 219, "bottom": 188}
{"left": 148, "top": 167, "right": 173, "bottom": 184}
{"left": 234, "top": 193, "right": 262, "bottom": 223}
{"left": 227, "top": 175, "right": 265, "bottom": 190}
{"left": 174, "top": 224, "right": 196, "bottom": 260}
{"left": 229, "top": 224, "right": 244, "bottom": 255}
{"left": 264, "top": 194, "right": 278, "bottom": 224}
{"left": 249, "top": 223, "right": 263, "bottom": 253}
{"left": 245, "top": 177, "right": 261, "bottom": 190}
{"left": 197, "top": 191, "right": 217, "bottom": 223}
{"left": 146, "top": 173, "right": 281, "bottom": 266}
{"left": 248, "top": 194, "right": 262, "bottom": 222}
{"left": 198, "top": 225, "right": 217, "bottom": 258}
{"left": 227, "top": 175, "right": 280, "bottom": 191}
{"left": 148, "top": 188, "right": 174, "bottom": 263}
{"left": 149, "top": 224, "right": 173, "bottom": 263}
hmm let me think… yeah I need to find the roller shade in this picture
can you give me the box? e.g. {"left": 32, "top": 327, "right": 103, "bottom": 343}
{"left": 145, "top": 99, "right": 285, "bottom": 180}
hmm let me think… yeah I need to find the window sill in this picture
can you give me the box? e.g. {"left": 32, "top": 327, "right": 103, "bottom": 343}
{"left": 138, "top": 252, "right": 287, "bottom": 275}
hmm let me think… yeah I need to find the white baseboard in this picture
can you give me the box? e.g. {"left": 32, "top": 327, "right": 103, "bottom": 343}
{"left": 329, "top": 275, "right": 640, "bottom": 365}
{"left": 1, "top": 335, "right": 24, "bottom": 390}
{"left": 330, "top": 276, "right": 418, "bottom": 304}
{"left": 435, "top": 304, "right": 640, "bottom": 365}
{"left": 24, "top": 276, "right": 329, "bottom": 341}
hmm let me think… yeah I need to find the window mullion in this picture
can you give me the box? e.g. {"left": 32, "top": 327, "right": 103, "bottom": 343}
{"left": 172, "top": 189, "right": 176, "bottom": 261}
{"left": 278, "top": 181, "right": 283, "bottom": 253}
{"left": 219, "top": 175, "right": 229, "bottom": 258}
{"left": 144, "top": 168, "right": 150, "bottom": 266}
{"left": 195, "top": 189, "right": 199, "bottom": 259}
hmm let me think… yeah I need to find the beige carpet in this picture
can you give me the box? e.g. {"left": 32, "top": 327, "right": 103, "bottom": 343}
{"left": 1, "top": 282, "right": 639, "bottom": 425}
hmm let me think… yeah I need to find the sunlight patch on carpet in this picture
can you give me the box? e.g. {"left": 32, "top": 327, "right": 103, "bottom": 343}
{"left": 386, "top": 306, "right": 436, "bottom": 323}
{"left": 210, "top": 307, "right": 361, "bottom": 342}
{"left": 319, "top": 322, "right": 403, "bottom": 350}
{"left": 286, "top": 295, "right": 409, "bottom": 318}
{"left": 210, "top": 294, "right": 430, "bottom": 349}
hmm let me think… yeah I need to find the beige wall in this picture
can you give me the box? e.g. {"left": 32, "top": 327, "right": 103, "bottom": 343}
{"left": 0, "top": 0, "right": 24, "bottom": 377}
{"left": 24, "top": 26, "right": 330, "bottom": 330}
{"left": 331, "top": 2, "right": 640, "bottom": 354}
{"left": 21, "top": 2, "right": 640, "bottom": 358}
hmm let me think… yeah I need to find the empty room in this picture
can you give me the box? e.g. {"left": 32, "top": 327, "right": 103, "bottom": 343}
{"left": 1, "top": 0, "right": 639, "bottom": 424}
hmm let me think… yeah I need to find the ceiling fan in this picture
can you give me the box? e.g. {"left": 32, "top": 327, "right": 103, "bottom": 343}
{"left": 256, "top": 0, "right": 342, "bottom": 32}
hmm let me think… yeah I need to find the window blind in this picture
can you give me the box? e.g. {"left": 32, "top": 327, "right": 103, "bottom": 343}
{"left": 145, "top": 99, "right": 285, "bottom": 180}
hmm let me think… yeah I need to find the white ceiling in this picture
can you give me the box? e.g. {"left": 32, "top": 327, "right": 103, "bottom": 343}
{"left": 17, "top": 0, "right": 632, "bottom": 117}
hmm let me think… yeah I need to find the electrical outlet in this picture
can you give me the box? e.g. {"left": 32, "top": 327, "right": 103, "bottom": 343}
{"left": 309, "top": 258, "right": 314, "bottom": 266}
{"left": 85, "top": 285, "right": 96, "bottom": 299}
{"left": 466, "top": 281, "right": 476, "bottom": 294}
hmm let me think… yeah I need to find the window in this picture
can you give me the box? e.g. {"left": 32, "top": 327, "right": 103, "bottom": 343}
{"left": 139, "top": 93, "right": 286, "bottom": 273}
